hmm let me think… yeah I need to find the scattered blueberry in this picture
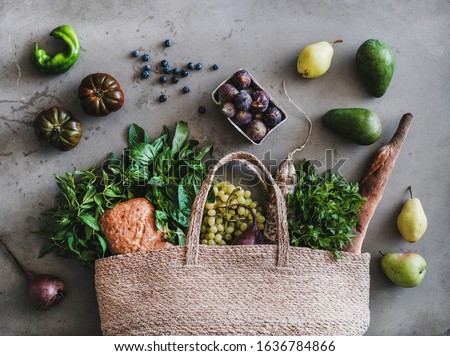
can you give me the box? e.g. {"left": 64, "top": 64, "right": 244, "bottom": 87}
{"left": 180, "top": 69, "right": 189, "bottom": 77}
{"left": 172, "top": 67, "right": 180, "bottom": 75}
{"left": 132, "top": 50, "right": 139, "bottom": 57}
{"left": 161, "top": 59, "right": 169, "bottom": 67}
{"left": 182, "top": 86, "right": 190, "bottom": 93}
{"left": 164, "top": 39, "right": 173, "bottom": 47}
{"left": 142, "top": 70, "right": 150, "bottom": 79}
{"left": 212, "top": 64, "right": 219, "bottom": 70}
{"left": 159, "top": 94, "right": 168, "bottom": 102}
{"left": 143, "top": 53, "right": 150, "bottom": 61}
{"left": 144, "top": 64, "right": 151, "bottom": 71}
{"left": 160, "top": 76, "right": 167, "bottom": 83}
{"left": 187, "top": 62, "right": 195, "bottom": 70}
{"left": 172, "top": 76, "right": 180, "bottom": 84}
{"left": 195, "top": 63, "right": 203, "bottom": 70}
{"left": 198, "top": 106, "right": 206, "bottom": 114}
{"left": 163, "top": 66, "right": 172, "bottom": 74}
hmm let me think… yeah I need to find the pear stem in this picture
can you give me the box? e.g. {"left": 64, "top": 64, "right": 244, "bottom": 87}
{"left": 379, "top": 250, "right": 385, "bottom": 257}
{"left": 330, "top": 39, "right": 343, "bottom": 45}
{"left": 408, "top": 186, "right": 414, "bottom": 199}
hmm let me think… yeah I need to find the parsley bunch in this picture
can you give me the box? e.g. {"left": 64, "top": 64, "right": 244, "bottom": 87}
{"left": 37, "top": 122, "right": 212, "bottom": 264}
{"left": 286, "top": 160, "right": 365, "bottom": 258}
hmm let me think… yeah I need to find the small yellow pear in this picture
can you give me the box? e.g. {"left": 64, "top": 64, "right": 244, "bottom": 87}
{"left": 397, "top": 186, "right": 428, "bottom": 242}
{"left": 297, "top": 39, "right": 343, "bottom": 78}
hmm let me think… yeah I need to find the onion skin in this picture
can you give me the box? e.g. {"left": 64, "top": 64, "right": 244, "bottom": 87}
{"left": 29, "top": 274, "right": 65, "bottom": 311}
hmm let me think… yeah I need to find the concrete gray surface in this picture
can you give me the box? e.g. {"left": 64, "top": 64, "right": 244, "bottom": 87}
{"left": 1, "top": 0, "right": 449, "bottom": 336}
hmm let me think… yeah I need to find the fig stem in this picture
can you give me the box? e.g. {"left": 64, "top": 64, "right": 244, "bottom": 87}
{"left": 282, "top": 81, "right": 312, "bottom": 160}
{"left": 379, "top": 250, "right": 385, "bottom": 257}
{"left": 330, "top": 39, "right": 343, "bottom": 45}
{"left": 0, "top": 238, "right": 32, "bottom": 279}
{"left": 408, "top": 186, "right": 414, "bottom": 199}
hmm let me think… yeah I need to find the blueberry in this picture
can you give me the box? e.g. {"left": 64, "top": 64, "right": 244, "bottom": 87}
{"left": 172, "top": 67, "right": 180, "bottom": 75}
{"left": 161, "top": 59, "right": 169, "bottom": 67}
{"left": 132, "top": 50, "right": 139, "bottom": 57}
{"left": 187, "top": 62, "right": 195, "bottom": 70}
{"left": 142, "top": 53, "right": 150, "bottom": 62}
{"left": 212, "top": 64, "right": 219, "bottom": 70}
{"left": 195, "top": 63, "right": 203, "bottom": 70}
{"left": 159, "top": 94, "right": 168, "bottom": 102}
{"left": 141, "top": 70, "right": 150, "bottom": 79}
{"left": 172, "top": 76, "right": 180, "bottom": 84}
{"left": 164, "top": 39, "right": 172, "bottom": 47}
{"left": 144, "top": 64, "right": 151, "bottom": 71}
{"left": 182, "top": 86, "right": 190, "bottom": 93}
{"left": 163, "top": 66, "right": 172, "bottom": 74}
{"left": 198, "top": 106, "right": 206, "bottom": 114}
{"left": 180, "top": 69, "right": 189, "bottom": 77}
{"left": 160, "top": 76, "right": 167, "bottom": 83}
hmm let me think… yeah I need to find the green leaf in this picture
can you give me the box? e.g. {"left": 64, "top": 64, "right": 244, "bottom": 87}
{"left": 178, "top": 183, "right": 191, "bottom": 211}
{"left": 129, "top": 143, "right": 158, "bottom": 165}
{"left": 171, "top": 210, "right": 190, "bottom": 227}
{"left": 97, "top": 235, "right": 108, "bottom": 256}
{"left": 78, "top": 214, "right": 101, "bottom": 231}
{"left": 128, "top": 123, "right": 151, "bottom": 146}
{"left": 195, "top": 145, "right": 213, "bottom": 160}
{"left": 171, "top": 121, "right": 189, "bottom": 156}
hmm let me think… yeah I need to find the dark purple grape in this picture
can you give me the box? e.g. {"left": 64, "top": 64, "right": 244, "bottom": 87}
{"left": 250, "top": 90, "right": 270, "bottom": 113}
{"left": 221, "top": 102, "right": 236, "bottom": 118}
{"left": 245, "top": 120, "right": 268, "bottom": 142}
{"left": 233, "top": 69, "right": 252, "bottom": 89}
{"left": 218, "top": 83, "right": 239, "bottom": 104}
{"left": 232, "top": 111, "right": 253, "bottom": 126}
{"left": 233, "top": 90, "right": 252, "bottom": 111}
{"left": 264, "top": 106, "right": 283, "bottom": 127}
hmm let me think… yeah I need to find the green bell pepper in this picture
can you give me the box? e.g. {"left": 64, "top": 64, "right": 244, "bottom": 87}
{"left": 31, "top": 25, "right": 80, "bottom": 74}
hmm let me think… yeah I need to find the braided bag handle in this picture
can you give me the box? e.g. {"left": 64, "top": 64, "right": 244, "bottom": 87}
{"left": 185, "top": 151, "right": 289, "bottom": 267}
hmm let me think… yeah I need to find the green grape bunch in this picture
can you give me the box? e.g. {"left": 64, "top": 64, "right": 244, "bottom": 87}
{"left": 200, "top": 180, "right": 266, "bottom": 245}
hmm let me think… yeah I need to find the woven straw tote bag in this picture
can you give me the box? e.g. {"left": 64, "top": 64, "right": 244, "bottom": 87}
{"left": 95, "top": 151, "right": 370, "bottom": 336}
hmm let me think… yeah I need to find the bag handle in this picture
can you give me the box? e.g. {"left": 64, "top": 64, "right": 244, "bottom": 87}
{"left": 185, "top": 151, "right": 290, "bottom": 267}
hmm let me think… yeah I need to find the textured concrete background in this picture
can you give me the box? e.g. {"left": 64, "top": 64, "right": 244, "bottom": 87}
{"left": 0, "top": 0, "right": 449, "bottom": 335}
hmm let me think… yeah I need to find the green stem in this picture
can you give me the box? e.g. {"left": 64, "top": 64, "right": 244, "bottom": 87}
{"left": 408, "top": 186, "right": 414, "bottom": 199}
{"left": 330, "top": 39, "right": 343, "bottom": 45}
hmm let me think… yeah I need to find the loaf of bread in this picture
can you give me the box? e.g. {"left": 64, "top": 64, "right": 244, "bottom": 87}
{"left": 99, "top": 198, "right": 173, "bottom": 255}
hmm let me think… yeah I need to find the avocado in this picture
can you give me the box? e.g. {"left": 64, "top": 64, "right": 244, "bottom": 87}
{"left": 356, "top": 39, "right": 395, "bottom": 97}
{"left": 322, "top": 108, "right": 382, "bottom": 145}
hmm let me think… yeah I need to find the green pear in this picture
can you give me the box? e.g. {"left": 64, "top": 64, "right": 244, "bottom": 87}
{"left": 297, "top": 40, "right": 343, "bottom": 78}
{"left": 397, "top": 186, "right": 428, "bottom": 242}
{"left": 381, "top": 252, "right": 427, "bottom": 288}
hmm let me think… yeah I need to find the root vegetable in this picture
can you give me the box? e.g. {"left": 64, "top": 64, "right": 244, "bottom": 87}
{"left": 346, "top": 113, "right": 413, "bottom": 253}
{"left": 0, "top": 238, "right": 65, "bottom": 310}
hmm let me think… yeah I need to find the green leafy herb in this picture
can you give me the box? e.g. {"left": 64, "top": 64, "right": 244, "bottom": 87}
{"left": 286, "top": 160, "right": 365, "bottom": 259}
{"left": 38, "top": 121, "right": 212, "bottom": 265}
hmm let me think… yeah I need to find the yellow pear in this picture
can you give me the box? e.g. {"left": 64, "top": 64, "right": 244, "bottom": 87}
{"left": 297, "top": 40, "right": 343, "bottom": 78}
{"left": 397, "top": 186, "right": 428, "bottom": 242}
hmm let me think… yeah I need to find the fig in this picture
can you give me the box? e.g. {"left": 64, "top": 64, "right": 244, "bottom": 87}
{"left": 245, "top": 120, "right": 268, "bottom": 142}
{"left": 264, "top": 106, "right": 283, "bottom": 127}
{"left": 233, "top": 69, "right": 252, "bottom": 89}
{"left": 233, "top": 90, "right": 252, "bottom": 111}
{"left": 218, "top": 83, "right": 239, "bottom": 104}
{"left": 243, "top": 87, "right": 255, "bottom": 96}
{"left": 250, "top": 90, "right": 270, "bottom": 113}
{"left": 220, "top": 102, "right": 237, "bottom": 118}
{"left": 232, "top": 111, "right": 253, "bottom": 126}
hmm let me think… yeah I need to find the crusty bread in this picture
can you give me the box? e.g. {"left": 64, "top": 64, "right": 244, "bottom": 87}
{"left": 99, "top": 198, "right": 173, "bottom": 255}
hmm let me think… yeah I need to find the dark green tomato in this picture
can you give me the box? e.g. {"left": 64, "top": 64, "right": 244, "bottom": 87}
{"left": 34, "top": 106, "right": 83, "bottom": 151}
{"left": 78, "top": 73, "right": 124, "bottom": 116}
